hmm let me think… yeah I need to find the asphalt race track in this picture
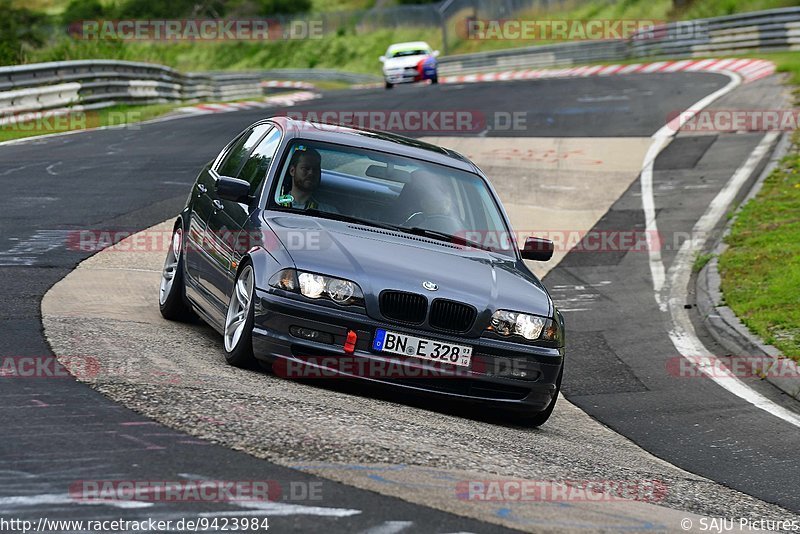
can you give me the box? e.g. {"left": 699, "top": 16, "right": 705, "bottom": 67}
{"left": 2, "top": 72, "right": 800, "bottom": 532}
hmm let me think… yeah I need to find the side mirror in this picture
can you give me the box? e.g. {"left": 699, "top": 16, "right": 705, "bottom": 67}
{"left": 215, "top": 175, "right": 251, "bottom": 203}
{"left": 379, "top": 55, "right": 386, "bottom": 63}
{"left": 432, "top": 50, "right": 440, "bottom": 57}
{"left": 521, "top": 236, "right": 554, "bottom": 261}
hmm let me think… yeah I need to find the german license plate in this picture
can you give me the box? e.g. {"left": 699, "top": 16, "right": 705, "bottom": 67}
{"left": 372, "top": 329, "right": 472, "bottom": 367}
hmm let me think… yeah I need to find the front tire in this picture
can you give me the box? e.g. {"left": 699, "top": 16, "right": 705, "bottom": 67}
{"left": 385, "top": 81, "right": 394, "bottom": 89}
{"left": 431, "top": 73, "right": 439, "bottom": 84}
{"left": 159, "top": 225, "right": 193, "bottom": 321}
{"left": 223, "top": 263, "right": 257, "bottom": 368}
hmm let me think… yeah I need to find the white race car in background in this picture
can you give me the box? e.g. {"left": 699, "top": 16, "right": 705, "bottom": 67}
{"left": 379, "top": 41, "right": 440, "bottom": 89}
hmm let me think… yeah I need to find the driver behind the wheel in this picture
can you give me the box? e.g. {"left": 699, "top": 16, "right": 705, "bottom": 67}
{"left": 278, "top": 145, "right": 337, "bottom": 212}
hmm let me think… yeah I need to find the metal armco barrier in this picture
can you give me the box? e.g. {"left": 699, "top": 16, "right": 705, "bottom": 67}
{"left": 439, "top": 6, "right": 800, "bottom": 75}
{"left": 0, "top": 59, "right": 386, "bottom": 121}
{"left": 0, "top": 60, "right": 267, "bottom": 119}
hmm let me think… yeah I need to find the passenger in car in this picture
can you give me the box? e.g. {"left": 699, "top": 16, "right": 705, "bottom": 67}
{"left": 394, "top": 169, "right": 461, "bottom": 234}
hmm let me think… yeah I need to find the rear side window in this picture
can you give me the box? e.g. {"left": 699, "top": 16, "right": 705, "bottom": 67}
{"left": 216, "top": 123, "right": 273, "bottom": 177}
{"left": 237, "top": 128, "right": 282, "bottom": 196}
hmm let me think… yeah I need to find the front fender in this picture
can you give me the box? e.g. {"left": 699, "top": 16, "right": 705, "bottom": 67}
{"left": 245, "top": 246, "right": 285, "bottom": 292}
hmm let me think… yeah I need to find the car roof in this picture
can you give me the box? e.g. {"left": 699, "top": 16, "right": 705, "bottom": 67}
{"left": 386, "top": 41, "right": 431, "bottom": 54}
{"left": 263, "top": 116, "right": 477, "bottom": 174}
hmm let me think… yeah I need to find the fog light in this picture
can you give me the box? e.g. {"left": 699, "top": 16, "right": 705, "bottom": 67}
{"left": 488, "top": 357, "right": 540, "bottom": 381}
{"left": 290, "top": 326, "right": 333, "bottom": 344}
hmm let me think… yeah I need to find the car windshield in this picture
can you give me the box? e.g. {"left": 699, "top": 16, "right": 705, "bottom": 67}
{"left": 389, "top": 49, "right": 428, "bottom": 58}
{"left": 269, "top": 139, "right": 515, "bottom": 256}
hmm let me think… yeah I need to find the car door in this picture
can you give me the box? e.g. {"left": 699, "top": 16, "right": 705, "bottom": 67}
{"left": 201, "top": 124, "right": 282, "bottom": 320}
{"left": 184, "top": 131, "right": 248, "bottom": 293}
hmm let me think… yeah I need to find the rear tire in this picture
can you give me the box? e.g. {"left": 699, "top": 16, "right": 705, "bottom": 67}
{"left": 159, "top": 225, "right": 194, "bottom": 321}
{"left": 431, "top": 73, "right": 439, "bottom": 84}
{"left": 223, "top": 263, "right": 257, "bottom": 368}
{"left": 385, "top": 81, "right": 394, "bottom": 89}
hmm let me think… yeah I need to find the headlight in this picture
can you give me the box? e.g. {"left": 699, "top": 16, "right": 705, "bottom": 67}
{"left": 269, "top": 269, "right": 364, "bottom": 307}
{"left": 487, "top": 310, "right": 560, "bottom": 343}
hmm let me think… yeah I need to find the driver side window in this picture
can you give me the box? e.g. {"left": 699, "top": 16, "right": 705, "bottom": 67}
{"left": 216, "top": 123, "right": 273, "bottom": 177}
{"left": 237, "top": 127, "right": 282, "bottom": 196}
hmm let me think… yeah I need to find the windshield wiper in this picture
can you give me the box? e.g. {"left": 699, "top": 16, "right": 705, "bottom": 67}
{"left": 402, "top": 226, "right": 495, "bottom": 252}
{"left": 302, "top": 209, "right": 404, "bottom": 232}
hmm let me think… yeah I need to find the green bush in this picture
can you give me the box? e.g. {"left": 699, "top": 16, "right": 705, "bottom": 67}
{"left": 0, "top": 0, "right": 47, "bottom": 65}
{"left": 61, "top": 0, "right": 107, "bottom": 26}
{"left": 116, "top": 0, "right": 227, "bottom": 19}
{"left": 257, "top": 0, "right": 312, "bottom": 15}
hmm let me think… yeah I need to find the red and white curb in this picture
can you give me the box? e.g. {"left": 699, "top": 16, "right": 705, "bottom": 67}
{"left": 175, "top": 58, "right": 775, "bottom": 115}
{"left": 177, "top": 91, "right": 320, "bottom": 115}
{"left": 260, "top": 80, "right": 317, "bottom": 90}
{"left": 352, "top": 82, "right": 384, "bottom": 90}
{"left": 441, "top": 58, "right": 776, "bottom": 85}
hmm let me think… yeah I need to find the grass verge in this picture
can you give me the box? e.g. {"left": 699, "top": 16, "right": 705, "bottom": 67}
{"left": 693, "top": 252, "right": 715, "bottom": 273}
{"left": 718, "top": 131, "right": 800, "bottom": 361}
{"left": 0, "top": 103, "right": 183, "bottom": 142}
{"left": 0, "top": 87, "right": 330, "bottom": 143}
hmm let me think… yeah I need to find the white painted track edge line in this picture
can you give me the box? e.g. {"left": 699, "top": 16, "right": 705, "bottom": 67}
{"left": 640, "top": 71, "right": 742, "bottom": 306}
{"left": 639, "top": 68, "right": 800, "bottom": 428}
{"left": 665, "top": 131, "right": 800, "bottom": 428}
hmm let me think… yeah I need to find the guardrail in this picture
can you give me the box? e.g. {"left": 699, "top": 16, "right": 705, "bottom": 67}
{"left": 249, "top": 69, "right": 381, "bottom": 84}
{"left": 0, "top": 60, "right": 270, "bottom": 120}
{"left": 0, "top": 60, "right": 384, "bottom": 122}
{"left": 631, "top": 7, "right": 800, "bottom": 58}
{"left": 439, "top": 7, "right": 800, "bottom": 75}
{"left": 439, "top": 40, "right": 627, "bottom": 75}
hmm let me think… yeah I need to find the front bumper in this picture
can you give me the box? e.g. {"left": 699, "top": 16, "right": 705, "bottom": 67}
{"left": 383, "top": 67, "right": 436, "bottom": 84}
{"left": 252, "top": 289, "right": 564, "bottom": 413}
{"left": 384, "top": 72, "right": 419, "bottom": 84}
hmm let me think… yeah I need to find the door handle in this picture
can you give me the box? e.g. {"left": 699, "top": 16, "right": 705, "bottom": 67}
{"left": 213, "top": 199, "right": 224, "bottom": 211}
{"left": 196, "top": 183, "right": 207, "bottom": 195}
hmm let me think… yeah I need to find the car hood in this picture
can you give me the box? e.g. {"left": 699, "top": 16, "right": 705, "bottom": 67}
{"left": 383, "top": 55, "right": 428, "bottom": 70}
{"left": 266, "top": 215, "right": 552, "bottom": 320}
